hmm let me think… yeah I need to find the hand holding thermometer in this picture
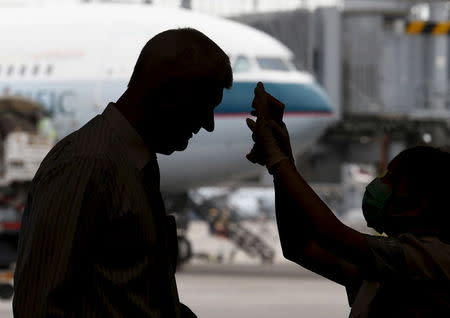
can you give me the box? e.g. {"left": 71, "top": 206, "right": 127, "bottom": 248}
{"left": 246, "top": 82, "right": 285, "bottom": 164}
{"left": 251, "top": 82, "right": 284, "bottom": 123}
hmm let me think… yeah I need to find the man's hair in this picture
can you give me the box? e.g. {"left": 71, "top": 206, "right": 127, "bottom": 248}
{"left": 128, "top": 28, "right": 233, "bottom": 91}
{"left": 390, "top": 145, "right": 450, "bottom": 227}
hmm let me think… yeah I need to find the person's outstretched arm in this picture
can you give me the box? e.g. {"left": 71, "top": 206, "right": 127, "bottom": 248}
{"left": 247, "top": 82, "right": 372, "bottom": 277}
{"left": 272, "top": 159, "right": 372, "bottom": 269}
{"left": 247, "top": 116, "right": 373, "bottom": 271}
{"left": 274, "top": 177, "right": 361, "bottom": 286}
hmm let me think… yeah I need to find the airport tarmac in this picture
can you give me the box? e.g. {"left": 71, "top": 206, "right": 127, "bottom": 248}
{"left": 0, "top": 263, "right": 350, "bottom": 317}
{"left": 178, "top": 263, "right": 349, "bottom": 318}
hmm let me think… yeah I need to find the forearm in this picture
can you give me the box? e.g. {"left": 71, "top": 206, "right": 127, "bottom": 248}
{"left": 271, "top": 160, "right": 368, "bottom": 263}
{"left": 274, "top": 178, "right": 313, "bottom": 259}
{"left": 273, "top": 160, "right": 341, "bottom": 238}
{"left": 274, "top": 177, "right": 362, "bottom": 284}
{"left": 248, "top": 83, "right": 369, "bottom": 266}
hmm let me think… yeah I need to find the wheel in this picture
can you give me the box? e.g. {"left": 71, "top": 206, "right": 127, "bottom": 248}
{"left": 0, "top": 283, "right": 13, "bottom": 299}
{"left": 177, "top": 235, "right": 192, "bottom": 267}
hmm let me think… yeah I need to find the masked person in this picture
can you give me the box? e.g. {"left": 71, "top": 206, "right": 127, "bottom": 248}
{"left": 246, "top": 83, "right": 450, "bottom": 318}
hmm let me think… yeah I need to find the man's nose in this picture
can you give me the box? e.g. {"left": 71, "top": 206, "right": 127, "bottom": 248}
{"left": 202, "top": 113, "right": 215, "bottom": 132}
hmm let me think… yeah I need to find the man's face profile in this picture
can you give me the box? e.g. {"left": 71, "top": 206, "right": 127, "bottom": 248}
{"left": 141, "top": 80, "right": 224, "bottom": 155}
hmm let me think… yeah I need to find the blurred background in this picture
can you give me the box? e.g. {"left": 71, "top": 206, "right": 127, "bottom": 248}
{"left": 0, "top": 0, "right": 448, "bottom": 316}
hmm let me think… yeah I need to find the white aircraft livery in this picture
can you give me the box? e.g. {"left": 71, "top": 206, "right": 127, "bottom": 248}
{"left": 0, "top": 3, "right": 336, "bottom": 193}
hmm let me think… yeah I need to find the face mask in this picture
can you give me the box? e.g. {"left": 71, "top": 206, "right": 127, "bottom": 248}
{"left": 362, "top": 178, "right": 393, "bottom": 234}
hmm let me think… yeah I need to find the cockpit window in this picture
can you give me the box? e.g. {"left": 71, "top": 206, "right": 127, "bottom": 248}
{"left": 233, "top": 55, "right": 252, "bottom": 73}
{"left": 256, "top": 57, "right": 290, "bottom": 72}
{"left": 289, "top": 58, "right": 302, "bottom": 71}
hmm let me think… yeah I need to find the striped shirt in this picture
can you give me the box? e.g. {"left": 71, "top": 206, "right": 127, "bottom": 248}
{"left": 13, "top": 103, "right": 182, "bottom": 317}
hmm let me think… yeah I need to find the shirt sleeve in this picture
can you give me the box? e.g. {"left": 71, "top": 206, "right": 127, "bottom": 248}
{"left": 13, "top": 156, "right": 107, "bottom": 318}
{"left": 397, "top": 234, "right": 450, "bottom": 280}
{"left": 362, "top": 234, "right": 407, "bottom": 280}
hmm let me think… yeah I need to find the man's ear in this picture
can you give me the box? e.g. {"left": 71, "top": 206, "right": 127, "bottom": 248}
{"left": 153, "top": 79, "right": 181, "bottom": 104}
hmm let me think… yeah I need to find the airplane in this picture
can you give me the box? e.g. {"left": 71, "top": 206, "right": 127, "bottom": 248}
{"left": 0, "top": 2, "right": 336, "bottom": 264}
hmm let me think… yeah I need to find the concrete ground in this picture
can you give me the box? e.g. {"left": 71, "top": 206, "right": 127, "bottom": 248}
{"left": 177, "top": 263, "right": 349, "bottom": 318}
{"left": 2, "top": 263, "right": 350, "bottom": 318}
{"left": 178, "top": 275, "right": 348, "bottom": 318}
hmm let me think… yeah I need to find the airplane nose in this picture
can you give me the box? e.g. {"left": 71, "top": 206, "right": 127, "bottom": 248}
{"left": 261, "top": 81, "right": 333, "bottom": 116}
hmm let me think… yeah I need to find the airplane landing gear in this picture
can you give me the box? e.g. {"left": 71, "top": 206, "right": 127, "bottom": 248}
{"left": 177, "top": 234, "right": 192, "bottom": 267}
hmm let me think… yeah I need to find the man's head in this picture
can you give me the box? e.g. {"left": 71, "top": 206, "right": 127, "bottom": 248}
{"left": 366, "top": 146, "right": 450, "bottom": 237}
{"left": 123, "top": 28, "right": 232, "bottom": 155}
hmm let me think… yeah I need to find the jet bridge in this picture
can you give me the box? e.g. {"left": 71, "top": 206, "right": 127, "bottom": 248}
{"left": 234, "top": 1, "right": 450, "bottom": 180}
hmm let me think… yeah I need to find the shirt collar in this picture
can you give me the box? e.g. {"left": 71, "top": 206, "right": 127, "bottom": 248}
{"left": 102, "top": 102, "right": 155, "bottom": 171}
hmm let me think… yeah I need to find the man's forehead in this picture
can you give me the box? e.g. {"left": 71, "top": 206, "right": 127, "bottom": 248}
{"left": 178, "top": 80, "right": 221, "bottom": 96}
{"left": 183, "top": 77, "right": 222, "bottom": 88}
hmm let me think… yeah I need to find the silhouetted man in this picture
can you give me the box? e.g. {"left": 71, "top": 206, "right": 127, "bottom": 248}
{"left": 13, "top": 28, "right": 233, "bottom": 317}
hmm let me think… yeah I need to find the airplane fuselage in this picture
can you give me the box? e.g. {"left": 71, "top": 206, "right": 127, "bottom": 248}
{"left": 0, "top": 3, "right": 336, "bottom": 192}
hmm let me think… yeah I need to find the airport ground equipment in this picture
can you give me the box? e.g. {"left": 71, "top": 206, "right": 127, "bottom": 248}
{"left": 176, "top": 234, "right": 192, "bottom": 266}
{"left": 0, "top": 97, "right": 55, "bottom": 270}
{"left": 0, "top": 271, "right": 13, "bottom": 299}
{"left": 187, "top": 192, "right": 275, "bottom": 263}
{"left": 0, "top": 97, "right": 54, "bottom": 187}
{"left": 0, "top": 132, "right": 52, "bottom": 187}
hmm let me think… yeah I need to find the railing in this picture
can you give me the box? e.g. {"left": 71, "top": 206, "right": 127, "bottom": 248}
{"left": 189, "top": 192, "right": 275, "bottom": 263}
